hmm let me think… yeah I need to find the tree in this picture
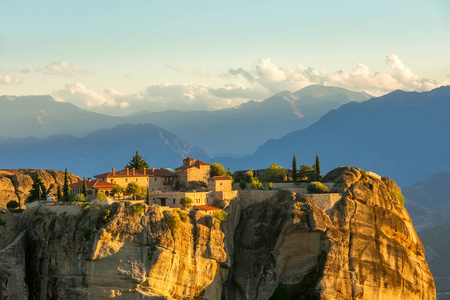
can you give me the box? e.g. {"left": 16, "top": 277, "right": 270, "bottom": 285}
{"left": 126, "top": 182, "right": 145, "bottom": 200}
{"left": 77, "top": 194, "right": 86, "bottom": 202}
{"left": 111, "top": 186, "right": 125, "bottom": 199}
{"left": 251, "top": 178, "right": 264, "bottom": 190}
{"left": 315, "top": 155, "right": 321, "bottom": 176}
{"left": 97, "top": 192, "right": 107, "bottom": 202}
{"left": 239, "top": 179, "right": 247, "bottom": 190}
{"left": 146, "top": 189, "right": 151, "bottom": 206}
{"left": 210, "top": 163, "right": 225, "bottom": 177}
{"left": 264, "top": 163, "right": 288, "bottom": 182}
{"left": 27, "top": 171, "right": 47, "bottom": 202}
{"left": 6, "top": 200, "right": 20, "bottom": 211}
{"left": 63, "top": 168, "right": 70, "bottom": 200}
{"left": 180, "top": 196, "right": 194, "bottom": 210}
{"left": 57, "top": 184, "right": 63, "bottom": 201}
{"left": 292, "top": 154, "right": 298, "bottom": 181}
{"left": 82, "top": 177, "right": 87, "bottom": 197}
{"left": 244, "top": 170, "right": 254, "bottom": 183}
{"left": 125, "top": 150, "right": 149, "bottom": 170}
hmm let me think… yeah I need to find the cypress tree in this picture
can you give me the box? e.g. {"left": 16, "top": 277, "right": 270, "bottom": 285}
{"left": 27, "top": 171, "right": 46, "bottom": 202}
{"left": 146, "top": 189, "right": 151, "bottom": 206}
{"left": 63, "top": 168, "right": 70, "bottom": 201}
{"left": 315, "top": 155, "right": 321, "bottom": 176}
{"left": 292, "top": 154, "right": 298, "bottom": 181}
{"left": 57, "top": 184, "right": 63, "bottom": 201}
{"left": 82, "top": 176, "right": 88, "bottom": 197}
{"left": 125, "top": 150, "right": 149, "bottom": 170}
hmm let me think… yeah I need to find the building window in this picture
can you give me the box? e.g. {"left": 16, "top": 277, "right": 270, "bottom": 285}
{"left": 154, "top": 178, "right": 157, "bottom": 181}
{"left": 173, "top": 199, "right": 175, "bottom": 204}
{"left": 111, "top": 179, "right": 113, "bottom": 183}
{"left": 136, "top": 178, "right": 138, "bottom": 182}
{"left": 125, "top": 179, "right": 128, "bottom": 182}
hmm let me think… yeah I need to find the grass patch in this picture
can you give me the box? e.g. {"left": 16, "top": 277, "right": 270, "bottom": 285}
{"left": 392, "top": 190, "right": 406, "bottom": 206}
{"left": 131, "top": 204, "right": 145, "bottom": 216}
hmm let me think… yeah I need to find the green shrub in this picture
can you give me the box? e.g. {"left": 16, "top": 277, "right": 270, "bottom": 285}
{"left": 239, "top": 179, "right": 247, "bottom": 190}
{"left": 175, "top": 209, "right": 186, "bottom": 221}
{"left": 213, "top": 210, "right": 228, "bottom": 223}
{"left": 97, "top": 192, "right": 107, "bottom": 202}
{"left": 251, "top": 178, "right": 264, "bottom": 190}
{"left": 131, "top": 204, "right": 145, "bottom": 216}
{"left": 166, "top": 215, "right": 181, "bottom": 230}
{"left": 6, "top": 200, "right": 20, "bottom": 211}
{"left": 80, "top": 203, "right": 90, "bottom": 210}
{"left": 392, "top": 190, "right": 406, "bottom": 207}
{"left": 101, "top": 209, "right": 111, "bottom": 224}
{"left": 307, "top": 182, "right": 329, "bottom": 193}
{"left": 268, "top": 182, "right": 273, "bottom": 190}
{"left": 77, "top": 194, "right": 86, "bottom": 202}
{"left": 180, "top": 196, "right": 194, "bottom": 210}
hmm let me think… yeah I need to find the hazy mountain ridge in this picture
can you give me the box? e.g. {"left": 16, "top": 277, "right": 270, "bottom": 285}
{"left": 217, "top": 85, "right": 450, "bottom": 187}
{"left": 0, "top": 123, "right": 209, "bottom": 177}
{"left": 0, "top": 85, "right": 372, "bottom": 155}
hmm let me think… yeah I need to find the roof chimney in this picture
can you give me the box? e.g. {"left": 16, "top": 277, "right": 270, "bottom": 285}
{"left": 132, "top": 167, "right": 135, "bottom": 176}
{"left": 144, "top": 168, "right": 146, "bottom": 175}
{"left": 88, "top": 177, "right": 91, "bottom": 182}
{"left": 112, "top": 168, "right": 115, "bottom": 176}
{"left": 152, "top": 168, "right": 155, "bottom": 172}
{"left": 126, "top": 168, "right": 129, "bottom": 176}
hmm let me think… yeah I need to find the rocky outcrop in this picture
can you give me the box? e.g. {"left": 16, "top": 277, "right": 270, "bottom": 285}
{"left": 222, "top": 167, "right": 435, "bottom": 299}
{"left": 0, "top": 169, "right": 80, "bottom": 209}
{"left": 20, "top": 202, "right": 226, "bottom": 299}
{"left": 0, "top": 167, "right": 435, "bottom": 299}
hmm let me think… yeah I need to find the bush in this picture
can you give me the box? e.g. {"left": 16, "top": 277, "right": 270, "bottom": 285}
{"left": 77, "top": 194, "right": 86, "bottom": 202}
{"left": 97, "top": 192, "right": 107, "bottom": 202}
{"left": 213, "top": 210, "right": 228, "bottom": 223}
{"left": 251, "top": 178, "right": 264, "bottom": 190}
{"left": 268, "top": 182, "right": 273, "bottom": 190}
{"left": 175, "top": 209, "right": 187, "bottom": 221}
{"left": 6, "top": 200, "right": 20, "bottom": 211}
{"left": 101, "top": 209, "right": 111, "bottom": 224}
{"left": 166, "top": 215, "right": 181, "bottom": 230}
{"left": 307, "top": 182, "right": 329, "bottom": 193}
{"left": 392, "top": 190, "right": 406, "bottom": 207}
{"left": 239, "top": 179, "right": 247, "bottom": 190}
{"left": 180, "top": 196, "right": 194, "bottom": 210}
{"left": 131, "top": 204, "right": 145, "bottom": 216}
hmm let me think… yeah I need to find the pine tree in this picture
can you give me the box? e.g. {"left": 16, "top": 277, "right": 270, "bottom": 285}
{"left": 63, "top": 168, "right": 70, "bottom": 201}
{"left": 315, "top": 155, "right": 321, "bottom": 176}
{"left": 292, "top": 154, "right": 298, "bottom": 181}
{"left": 125, "top": 150, "right": 149, "bottom": 170}
{"left": 57, "top": 184, "right": 63, "bottom": 201}
{"left": 27, "top": 171, "right": 46, "bottom": 202}
{"left": 82, "top": 177, "right": 88, "bottom": 197}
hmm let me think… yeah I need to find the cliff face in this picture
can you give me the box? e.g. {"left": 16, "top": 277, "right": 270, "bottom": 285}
{"left": 0, "top": 167, "right": 435, "bottom": 299}
{"left": 20, "top": 202, "right": 225, "bottom": 299}
{"left": 0, "top": 169, "right": 80, "bottom": 209}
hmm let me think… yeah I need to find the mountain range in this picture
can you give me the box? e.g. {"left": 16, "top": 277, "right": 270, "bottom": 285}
{"left": 0, "top": 85, "right": 371, "bottom": 155}
{"left": 0, "top": 123, "right": 209, "bottom": 177}
{"left": 217, "top": 85, "right": 450, "bottom": 187}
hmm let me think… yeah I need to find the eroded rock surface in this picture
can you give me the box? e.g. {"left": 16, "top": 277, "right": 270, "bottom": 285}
{"left": 0, "top": 169, "right": 80, "bottom": 209}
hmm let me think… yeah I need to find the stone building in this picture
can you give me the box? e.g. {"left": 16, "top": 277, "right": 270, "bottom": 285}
{"left": 175, "top": 157, "right": 210, "bottom": 185}
{"left": 208, "top": 176, "right": 237, "bottom": 202}
{"left": 70, "top": 178, "right": 117, "bottom": 201}
{"left": 151, "top": 191, "right": 210, "bottom": 208}
{"left": 94, "top": 167, "right": 177, "bottom": 191}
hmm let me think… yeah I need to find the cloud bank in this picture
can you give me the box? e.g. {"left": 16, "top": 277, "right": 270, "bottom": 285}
{"left": 37, "top": 61, "right": 92, "bottom": 76}
{"left": 0, "top": 74, "right": 21, "bottom": 85}
{"left": 52, "top": 55, "right": 448, "bottom": 115}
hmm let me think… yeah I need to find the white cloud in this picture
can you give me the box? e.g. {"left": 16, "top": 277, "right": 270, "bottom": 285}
{"left": 171, "top": 66, "right": 211, "bottom": 77}
{"left": 0, "top": 74, "right": 21, "bottom": 85}
{"left": 226, "top": 56, "right": 447, "bottom": 96}
{"left": 37, "top": 61, "right": 92, "bottom": 76}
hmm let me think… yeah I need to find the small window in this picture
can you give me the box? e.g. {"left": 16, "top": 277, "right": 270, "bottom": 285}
{"left": 136, "top": 178, "right": 138, "bottom": 182}
{"left": 125, "top": 179, "right": 128, "bottom": 182}
{"left": 173, "top": 199, "right": 175, "bottom": 204}
{"left": 111, "top": 179, "right": 113, "bottom": 183}
{"left": 154, "top": 177, "right": 157, "bottom": 181}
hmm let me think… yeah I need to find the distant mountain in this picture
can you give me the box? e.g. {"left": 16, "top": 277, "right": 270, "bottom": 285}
{"left": 0, "top": 95, "right": 120, "bottom": 138}
{"left": 218, "top": 86, "right": 450, "bottom": 187}
{"left": 404, "top": 171, "right": 450, "bottom": 209}
{"left": 0, "top": 86, "right": 371, "bottom": 155}
{"left": 0, "top": 123, "right": 210, "bottom": 177}
{"left": 128, "top": 85, "right": 372, "bottom": 154}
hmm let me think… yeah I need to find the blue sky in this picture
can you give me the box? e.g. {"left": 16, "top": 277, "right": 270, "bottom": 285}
{"left": 0, "top": 0, "right": 449, "bottom": 115}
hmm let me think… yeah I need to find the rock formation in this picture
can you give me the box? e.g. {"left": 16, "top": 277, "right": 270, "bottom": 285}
{"left": 0, "top": 169, "right": 80, "bottom": 209}
{"left": 0, "top": 167, "right": 436, "bottom": 299}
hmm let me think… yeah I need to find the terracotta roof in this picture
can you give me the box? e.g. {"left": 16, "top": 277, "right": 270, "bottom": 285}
{"left": 175, "top": 160, "right": 209, "bottom": 170}
{"left": 70, "top": 180, "right": 117, "bottom": 189}
{"left": 94, "top": 168, "right": 177, "bottom": 179}
{"left": 193, "top": 205, "right": 221, "bottom": 211}
{"left": 209, "top": 176, "right": 232, "bottom": 181}
{"left": 195, "top": 160, "right": 209, "bottom": 166}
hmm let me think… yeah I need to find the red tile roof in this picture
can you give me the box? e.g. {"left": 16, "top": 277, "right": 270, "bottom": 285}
{"left": 193, "top": 205, "right": 221, "bottom": 211}
{"left": 209, "top": 176, "right": 232, "bottom": 181}
{"left": 94, "top": 168, "right": 177, "bottom": 179}
{"left": 70, "top": 180, "right": 117, "bottom": 189}
{"left": 175, "top": 160, "right": 209, "bottom": 170}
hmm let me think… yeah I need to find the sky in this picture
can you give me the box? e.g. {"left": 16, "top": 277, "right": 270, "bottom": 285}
{"left": 0, "top": 0, "right": 449, "bottom": 115}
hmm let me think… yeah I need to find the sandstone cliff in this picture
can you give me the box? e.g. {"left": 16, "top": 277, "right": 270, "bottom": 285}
{"left": 0, "top": 169, "right": 80, "bottom": 209}
{"left": 0, "top": 167, "right": 436, "bottom": 299}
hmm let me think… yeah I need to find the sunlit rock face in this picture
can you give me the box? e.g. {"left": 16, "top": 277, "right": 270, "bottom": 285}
{"left": 222, "top": 167, "right": 435, "bottom": 300}
{"left": 21, "top": 202, "right": 226, "bottom": 299}
{"left": 1, "top": 166, "right": 435, "bottom": 299}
